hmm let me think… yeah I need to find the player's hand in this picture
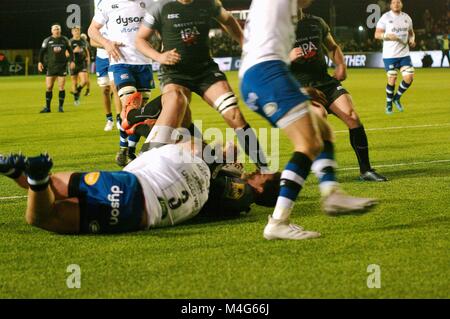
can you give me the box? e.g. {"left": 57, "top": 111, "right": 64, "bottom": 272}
{"left": 384, "top": 33, "right": 400, "bottom": 41}
{"left": 409, "top": 39, "right": 416, "bottom": 48}
{"left": 38, "top": 62, "right": 44, "bottom": 73}
{"left": 289, "top": 48, "right": 303, "bottom": 62}
{"left": 158, "top": 49, "right": 181, "bottom": 65}
{"left": 105, "top": 40, "right": 124, "bottom": 62}
{"left": 333, "top": 64, "right": 347, "bottom": 81}
{"left": 69, "top": 62, "right": 76, "bottom": 70}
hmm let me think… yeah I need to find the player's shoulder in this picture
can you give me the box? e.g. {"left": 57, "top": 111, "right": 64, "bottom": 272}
{"left": 61, "top": 36, "right": 71, "bottom": 43}
{"left": 144, "top": 0, "right": 175, "bottom": 26}
{"left": 95, "top": 0, "right": 109, "bottom": 12}
{"left": 304, "top": 14, "right": 328, "bottom": 25}
{"left": 211, "top": 0, "right": 224, "bottom": 8}
{"left": 150, "top": 0, "right": 175, "bottom": 11}
{"left": 380, "top": 11, "right": 391, "bottom": 20}
{"left": 41, "top": 36, "right": 52, "bottom": 47}
{"left": 401, "top": 12, "right": 413, "bottom": 21}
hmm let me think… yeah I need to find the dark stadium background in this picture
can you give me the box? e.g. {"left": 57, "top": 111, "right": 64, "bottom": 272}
{"left": 0, "top": 0, "right": 447, "bottom": 49}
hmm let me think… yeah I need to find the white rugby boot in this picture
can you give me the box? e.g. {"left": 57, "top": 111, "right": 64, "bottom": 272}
{"left": 104, "top": 120, "right": 114, "bottom": 132}
{"left": 263, "top": 215, "right": 321, "bottom": 240}
{"left": 322, "top": 188, "right": 378, "bottom": 216}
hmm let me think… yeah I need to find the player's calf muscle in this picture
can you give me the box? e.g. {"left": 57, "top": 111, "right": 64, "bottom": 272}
{"left": 222, "top": 108, "right": 246, "bottom": 128}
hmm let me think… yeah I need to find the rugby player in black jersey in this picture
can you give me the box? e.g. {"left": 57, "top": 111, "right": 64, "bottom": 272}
{"left": 38, "top": 23, "right": 75, "bottom": 113}
{"left": 69, "top": 26, "right": 90, "bottom": 106}
{"left": 290, "top": 3, "right": 387, "bottom": 181}
{"left": 135, "top": 0, "right": 269, "bottom": 171}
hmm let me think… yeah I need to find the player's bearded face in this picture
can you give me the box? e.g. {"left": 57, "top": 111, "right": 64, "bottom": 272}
{"left": 390, "top": 0, "right": 403, "bottom": 12}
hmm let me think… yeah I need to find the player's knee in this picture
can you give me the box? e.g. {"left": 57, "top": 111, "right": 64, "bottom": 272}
{"left": 97, "top": 76, "right": 110, "bottom": 87}
{"left": 401, "top": 66, "right": 415, "bottom": 78}
{"left": 165, "top": 88, "right": 188, "bottom": 110}
{"left": 387, "top": 71, "right": 397, "bottom": 82}
{"left": 102, "top": 85, "right": 111, "bottom": 96}
{"left": 403, "top": 75, "right": 414, "bottom": 85}
{"left": 343, "top": 109, "right": 361, "bottom": 128}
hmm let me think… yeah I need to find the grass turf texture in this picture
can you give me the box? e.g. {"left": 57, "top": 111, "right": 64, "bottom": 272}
{"left": 0, "top": 69, "right": 449, "bottom": 298}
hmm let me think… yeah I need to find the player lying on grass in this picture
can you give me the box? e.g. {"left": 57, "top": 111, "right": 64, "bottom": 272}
{"left": 122, "top": 88, "right": 377, "bottom": 221}
{"left": 0, "top": 142, "right": 278, "bottom": 235}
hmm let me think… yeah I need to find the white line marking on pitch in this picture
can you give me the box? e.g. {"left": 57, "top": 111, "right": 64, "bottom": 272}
{"left": 0, "top": 160, "right": 449, "bottom": 201}
{"left": 339, "top": 159, "right": 450, "bottom": 171}
{"left": 0, "top": 195, "right": 27, "bottom": 201}
{"left": 335, "top": 123, "right": 450, "bottom": 133}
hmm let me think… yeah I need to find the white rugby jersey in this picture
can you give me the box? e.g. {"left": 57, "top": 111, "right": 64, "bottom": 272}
{"left": 239, "top": 0, "right": 299, "bottom": 77}
{"left": 93, "top": 0, "right": 153, "bottom": 65}
{"left": 123, "top": 144, "right": 211, "bottom": 228}
{"left": 376, "top": 10, "right": 413, "bottom": 58}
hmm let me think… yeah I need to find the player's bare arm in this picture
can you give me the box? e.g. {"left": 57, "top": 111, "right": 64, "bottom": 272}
{"left": 84, "top": 46, "right": 90, "bottom": 66}
{"left": 38, "top": 43, "right": 46, "bottom": 72}
{"left": 89, "top": 37, "right": 103, "bottom": 48}
{"left": 375, "top": 28, "right": 403, "bottom": 43}
{"left": 65, "top": 38, "right": 76, "bottom": 71}
{"left": 408, "top": 29, "right": 416, "bottom": 48}
{"left": 135, "top": 25, "right": 180, "bottom": 66}
{"left": 88, "top": 20, "right": 123, "bottom": 61}
{"left": 324, "top": 33, "right": 347, "bottom": 81}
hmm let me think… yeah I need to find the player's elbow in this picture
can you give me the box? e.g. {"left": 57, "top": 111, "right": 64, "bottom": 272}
{"left": 135, "top": 36, "right": 145, "bottom": 52}
{"left": 87, "top": 27, "right": 94, "bottom": 40}
{"left": 87, "top": 24, "right": 98, "bottom": 40}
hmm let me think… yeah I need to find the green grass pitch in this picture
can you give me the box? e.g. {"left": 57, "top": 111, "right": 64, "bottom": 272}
{"left": 0, "top": 69, "right": 449, "bottom": 298}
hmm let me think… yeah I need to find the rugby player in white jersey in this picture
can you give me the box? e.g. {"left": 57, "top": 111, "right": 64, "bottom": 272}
{"left": 88, "top": 0, "right": 155, "bottom": 166}
{"left": 375, "top": 0, "right": 415, "bottom": 114}
{"left": 91, "top": 1, "right": 122, "bottom": 132}
{"left": 240, "top": 0, "right": 378, "bottom": 240}
{"left": 0, "top": 142, "right": 278, "bottom": 234}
